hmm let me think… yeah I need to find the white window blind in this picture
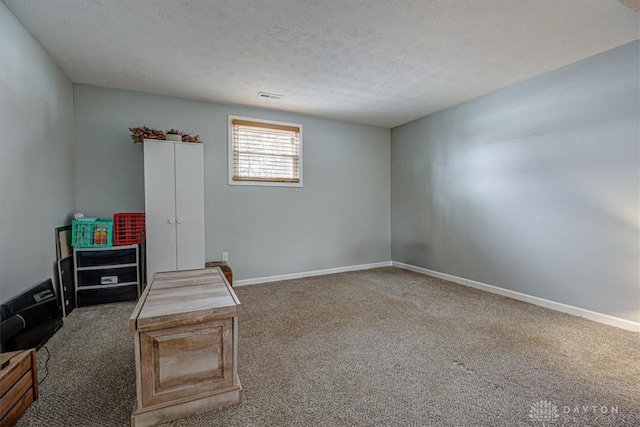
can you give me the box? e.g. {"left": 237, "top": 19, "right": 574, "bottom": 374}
{"left": 231, "top": 119, "right": 301, "bottom": 184}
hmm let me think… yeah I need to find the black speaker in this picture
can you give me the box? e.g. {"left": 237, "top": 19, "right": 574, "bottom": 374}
{"left": 0, "top": 315, "right": 26, "bottom": 344}
{"left": 1, "top": 279, "right": 62, "bottom": 352}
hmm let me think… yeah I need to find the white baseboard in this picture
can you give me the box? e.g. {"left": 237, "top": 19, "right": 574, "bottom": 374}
{"left": 234, "top": 261, "right": 393, "bottom": 287}
{"left": 392, "top": 261, "right": 640, "bottom": 333}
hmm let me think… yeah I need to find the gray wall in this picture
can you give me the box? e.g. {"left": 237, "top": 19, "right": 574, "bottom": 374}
{"left": 0, "top": 3, "right": 75, "bottom": 301}
{"left": 74, "top": 85, "right": 391, "bottom": 281}
{"left": 391, "top": 41, "right": 639, "bottom": 323}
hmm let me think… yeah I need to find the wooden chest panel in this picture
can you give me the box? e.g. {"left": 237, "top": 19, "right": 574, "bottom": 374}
{"left": 0, "top": 372, "right": 32, "bottom": 420}
{"left": 0, "top": 354, "right": 30, "bottom": 395}
{"left": 3, "top": 388, "right": 34, "bottom": 426}
{"left": 140, "top": 319, "right": 233, "bottom": 407}
{"left": 0, "top": 350, "right": 37, "bottom": 427}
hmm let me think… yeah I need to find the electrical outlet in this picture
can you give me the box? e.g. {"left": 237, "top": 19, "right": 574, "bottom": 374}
{"left": 222, "top": 252, "right": 229, "bottom": 262}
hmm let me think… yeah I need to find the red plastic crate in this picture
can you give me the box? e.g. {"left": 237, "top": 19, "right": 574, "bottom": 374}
{"left": 113, "top": 212, "right": 146, "bottom": 245}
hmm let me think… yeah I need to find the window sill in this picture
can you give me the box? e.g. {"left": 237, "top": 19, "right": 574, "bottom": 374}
{"left": 228, "top": 180, "right": 303, "bottom": 188}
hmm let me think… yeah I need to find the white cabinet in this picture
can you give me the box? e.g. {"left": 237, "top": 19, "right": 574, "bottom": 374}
{"left": 144, "top": 139, "right": 205, "bottom": 282}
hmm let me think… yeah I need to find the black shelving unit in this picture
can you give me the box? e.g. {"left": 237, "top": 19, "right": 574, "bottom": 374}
{"left": 73, "top": 244, "right": 140, "bottom": 307}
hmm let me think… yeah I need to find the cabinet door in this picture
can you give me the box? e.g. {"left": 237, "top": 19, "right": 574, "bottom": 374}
{"left": 174, "top": 143, "right": 205, "bottom": 271}
{"left": 144, "top": 141, "right": 178, "bottom": 282}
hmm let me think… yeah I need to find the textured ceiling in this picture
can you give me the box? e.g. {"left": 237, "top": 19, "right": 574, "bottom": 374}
{"left": 4, "top": 0, "right": 639, "bottom": 128}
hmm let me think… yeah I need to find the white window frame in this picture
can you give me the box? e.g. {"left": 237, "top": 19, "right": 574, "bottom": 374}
{"left": 228, "top": 115, "right": 303, "bottom": 187}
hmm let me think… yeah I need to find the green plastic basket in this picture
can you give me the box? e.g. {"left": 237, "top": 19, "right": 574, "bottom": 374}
{"left": 71, "top": 219, "right": 113, "bottom": 248}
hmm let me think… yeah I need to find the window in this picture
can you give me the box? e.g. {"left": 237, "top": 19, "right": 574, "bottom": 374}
{"left": 228, "top": 116, "right": 302, "bottom": 187}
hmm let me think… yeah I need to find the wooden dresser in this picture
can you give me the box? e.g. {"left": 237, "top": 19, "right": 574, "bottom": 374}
{"left": 0, "top": 350, "right": 38, "bottom": 426}
{"left": 129, "top": 268, "right": 242, "bottom": 427}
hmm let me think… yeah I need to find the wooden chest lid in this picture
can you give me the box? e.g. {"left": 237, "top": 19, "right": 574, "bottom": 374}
{"left": 130, "top": 268, "right": 239, "bottom": 332}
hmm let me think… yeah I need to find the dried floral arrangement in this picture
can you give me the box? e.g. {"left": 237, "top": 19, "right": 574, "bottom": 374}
{"left": 181, "top": 133, "right": 202, "bottom": 143}
{"left": 129, "top": 126, "right": 164, "bottom": 143}
{"left": 129, "top": 126, "right": 203, "bottom": 143}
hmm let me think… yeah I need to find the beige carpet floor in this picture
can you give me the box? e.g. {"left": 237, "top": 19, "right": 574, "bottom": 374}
{"left": 16, "top": 267, "right": 640, "bottom": 426}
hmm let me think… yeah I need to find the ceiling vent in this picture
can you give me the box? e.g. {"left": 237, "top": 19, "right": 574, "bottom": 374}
{"left": 258, "top": 92, "right": 283, "bottom": 100}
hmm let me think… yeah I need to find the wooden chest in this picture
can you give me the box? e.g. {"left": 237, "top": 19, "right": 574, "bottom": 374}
{"left": 0, "top": 350, "right": 38, "bottom": 426}
{"left": 129, "top": 268, "right": 242, "bottom": 427}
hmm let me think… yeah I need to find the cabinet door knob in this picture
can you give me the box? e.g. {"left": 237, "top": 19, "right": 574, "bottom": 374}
{"left": 168, "top": 217, "right": 176, "bottom": 224}
{"left": 177, "top": 217, "right": 184, "bottom": 224}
